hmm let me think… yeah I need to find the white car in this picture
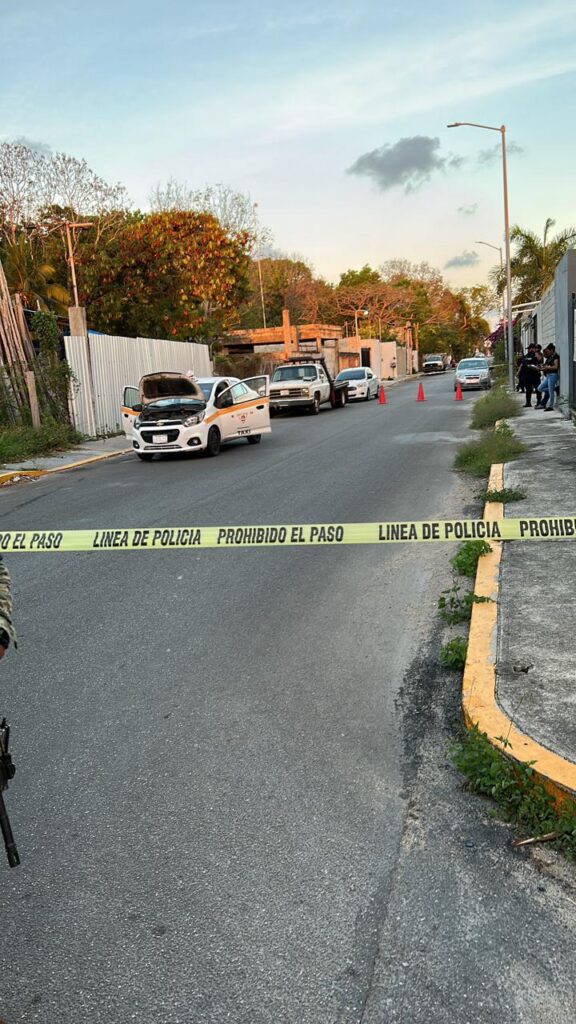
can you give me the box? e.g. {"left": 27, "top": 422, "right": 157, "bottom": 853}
{"left": 335, "top": 367, "right": 379, "bottom": 400}
{"left": 196, "top": 376, "right": 239, "bottom": 402}
{"left": 454, "top": 358, "right": 492, "bottom": 391}
{"left": 121, "top": 372, "right": 271, "bottom": 460}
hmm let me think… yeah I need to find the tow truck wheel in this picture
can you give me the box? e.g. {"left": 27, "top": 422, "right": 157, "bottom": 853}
{"left": 137, "top": 452, "right": 154, "bottom": 461}
{"left": 247, "top": 434, "right": 261, "bottom": 445}
{"left": 311, "top": 394, "right": 321, "bottom": 415}
{"left": 205, "top": 427, "right": 221, "bottom": 457}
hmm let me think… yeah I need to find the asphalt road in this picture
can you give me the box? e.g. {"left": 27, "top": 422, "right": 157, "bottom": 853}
{"left": 1, "top": 373, "right": 575, "bottom": 1024}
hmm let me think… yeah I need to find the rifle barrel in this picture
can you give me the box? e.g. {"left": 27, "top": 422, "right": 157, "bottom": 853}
{"left": 0, "top": 790, "right": 19, "bottom": 867}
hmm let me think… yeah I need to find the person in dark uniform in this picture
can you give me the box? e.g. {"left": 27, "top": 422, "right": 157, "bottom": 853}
{"left": 518, "top": 344, "right": 541, "bottom": 408}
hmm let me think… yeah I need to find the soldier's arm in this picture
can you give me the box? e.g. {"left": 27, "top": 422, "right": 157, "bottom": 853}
{"left": 0, "top": 556, "right": 15, "bottom": 659}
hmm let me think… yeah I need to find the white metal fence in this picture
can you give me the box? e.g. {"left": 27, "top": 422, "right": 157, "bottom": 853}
{"left": 64, "top": 333, "right": 212, "bottom": 436}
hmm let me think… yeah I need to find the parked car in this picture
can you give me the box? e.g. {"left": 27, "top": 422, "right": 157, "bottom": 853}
{"left": 122, "top": 372, "right": 270, "bottom": 459}
{"left": 334, "top": 367, "right": 379, "bottom": 400}
{"left": 269, "top": 358, "right": 348, "bottom": 414}
{"left": 422, "top": 354, "right": 446, "bottom": 373}
{"left": 454, "top": 358, "right": 492, "bottom": 391}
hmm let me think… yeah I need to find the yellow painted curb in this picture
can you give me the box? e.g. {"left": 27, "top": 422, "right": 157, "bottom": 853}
{"left": 0, "top": 448, "right": 131, "bottom": 487}
{"left": 462, "top": 463, "right": 576, "bottom": 803}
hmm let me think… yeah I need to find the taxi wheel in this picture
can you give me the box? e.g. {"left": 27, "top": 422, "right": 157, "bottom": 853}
{"left": 137, "top": 453, "right": 154, "bottom": 461}
{"left": 247, "top": 434, "right": 261, "bottom": 445}
{"left": 205, "top": 427, "right": 221, "bottom": 457}
{"left": 365, "top": 389, "right": 370, "bottom": 401}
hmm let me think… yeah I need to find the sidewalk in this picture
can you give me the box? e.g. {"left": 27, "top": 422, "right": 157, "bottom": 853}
{"left": 462, "top": 403, "right": 576, "bottom": 801}
{"left": 497, "top": 408, "right": 576, "bottom": 781}
{"left": 0, "top": 433, "right": 130, "bottom": 482}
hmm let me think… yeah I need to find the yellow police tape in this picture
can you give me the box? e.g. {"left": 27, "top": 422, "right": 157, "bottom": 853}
{"left": 0, "top": 517, "right": 575, "bottom": 552}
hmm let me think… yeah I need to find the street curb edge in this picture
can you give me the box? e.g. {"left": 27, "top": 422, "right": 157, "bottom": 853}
{"left": 0, "top": 447, "right": 131, "bottom": 487}
{"left": 462, "top": 462, "right": 576, "bottom": 804}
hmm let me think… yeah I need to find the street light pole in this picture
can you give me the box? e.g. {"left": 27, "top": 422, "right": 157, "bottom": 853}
{"left": 253, "top": 202, "right": 267, "bottom": 329}
{"left": 476, "top": 240, "right": 505, "bottom": 327}
{"left": 448, "top": 122, "right": 515, "bottom": 390}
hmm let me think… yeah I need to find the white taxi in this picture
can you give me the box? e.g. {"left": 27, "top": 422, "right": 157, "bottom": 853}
{"left": 121, "top": 372, "right": 271, "bottom": 460}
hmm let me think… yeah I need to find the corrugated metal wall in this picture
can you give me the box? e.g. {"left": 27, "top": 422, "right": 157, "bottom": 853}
{"left": 64, "top": 333, "right": 212, "bottom": 436}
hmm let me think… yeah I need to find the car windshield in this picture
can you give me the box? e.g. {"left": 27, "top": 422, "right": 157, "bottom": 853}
{"left": 458, "top": 359, "right": 488, "bottom": 370}
{"left": 197, "top": 382, "right": 214, "bottom": 399}
{"left": 424, "top": 355, "right": 442, "bottom": 362}
{"left": 147, "top": 397, "right": 204, "bottom": 409}
{"left": 336, "top": 369, "right": 366, "bottom": 381}
{"left": 272, "top": 366, "right": 317, "bottom": 381}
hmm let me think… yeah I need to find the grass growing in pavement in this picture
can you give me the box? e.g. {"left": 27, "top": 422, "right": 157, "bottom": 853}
{"left": 439, "top": 637, "right": 468, "bottom": 670}
{"left": 450, "top": 539, "right": 492, "bottom": 578}
{"left": 438, "top": 585, "right": 491, "bottom": 624}
{"left": 454, "top": 422, "right": 525, "bottom": 477}
{"left": 476, "top": 487, "right": 527, "bottom": 504}
{"left": 470, "top": 386, "right": 520, "bottom": 429}
{"left": 0, "top": 422, "right": 82, "bottom": 466}
{"left": 452, "top": 725, "right": 576, "bottom": 859}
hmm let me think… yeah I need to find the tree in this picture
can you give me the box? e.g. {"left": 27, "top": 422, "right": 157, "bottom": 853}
{"left": 1, "top": 234, "right": 69, "bottom": 313}
{"left": 149, "top": 180, "right": 272, "bottom": 253}
{"left": 0, "top": 142, "right": 129, "bottom": 245}
{"left": 0, "top": 142, "right": 130, "bottom": 311}
{"left": 76, "top": 210, "right": 252, "bottom": 339}
{"left": 333, "top": 282, "right": 408, "bottom": 337}
{"left": 238, "top": 256, "right": 333, "bottom": 328}
{"left": 338, "top": 265, "right": 381, "bottom": 288}
{"left": 505, "top": 218, "right": 576, "bottom": 303}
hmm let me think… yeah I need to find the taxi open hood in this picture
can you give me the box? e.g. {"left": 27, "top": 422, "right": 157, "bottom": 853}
{"left": 139, "top": 372, "right": 205, "bottom": 405}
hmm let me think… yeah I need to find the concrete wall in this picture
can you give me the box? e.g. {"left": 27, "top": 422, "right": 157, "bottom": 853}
{"left": 554, "top": 250, "right": 576, "bottom": 408}
{"left": 539, "top": 286, "right": 556, "bottom": 350}
{"left": 531, "top": 249, "right": 576, "bottom": 409}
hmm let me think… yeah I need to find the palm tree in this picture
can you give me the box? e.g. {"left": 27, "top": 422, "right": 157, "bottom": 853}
{"left": 508, "top": 218, "right": 576, "bottom": 304}
{"left": 0, "top": 234, "right": 70, "bottom": 314}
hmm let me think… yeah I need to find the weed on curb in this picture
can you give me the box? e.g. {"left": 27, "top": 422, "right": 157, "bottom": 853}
{"left": 454, "top": 423, "right": 525, "bottom": 476}
{"left": 476, "top": 487, "right": 526, "bottom": 504}
{"left": 450, "top": 539, "right": 492, "bottom": 578}
{"left": 470, "top": 387, "right": 520, "bottom": 430}
{"left": 438, "top": 585, "right": 491, "bottom": 624}
{"left": 451, "top": 726, "right": 576, "bottom": 859}
{"left": 439, "top": 637, "right": 468, "bottom": 670}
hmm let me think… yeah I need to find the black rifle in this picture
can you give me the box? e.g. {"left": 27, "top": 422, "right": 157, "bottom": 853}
{"left": 0, "top": 718, "right": 20, "bottom": 867}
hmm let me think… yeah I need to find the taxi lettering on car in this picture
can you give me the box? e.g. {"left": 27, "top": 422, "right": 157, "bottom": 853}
{"left": 121, "top": 372, "right": 271, "bottom": 460}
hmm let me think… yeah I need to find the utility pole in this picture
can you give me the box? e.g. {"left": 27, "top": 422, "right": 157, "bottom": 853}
{"left": 64, "top": 221, "right": 91, "bottom": 307}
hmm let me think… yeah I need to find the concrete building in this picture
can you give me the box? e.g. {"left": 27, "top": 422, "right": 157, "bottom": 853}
{"left": 222, "top": 309, "right": 414, "bottom": 380}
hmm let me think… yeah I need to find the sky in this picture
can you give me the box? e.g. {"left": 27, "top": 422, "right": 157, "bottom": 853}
{"left": 2, "top": 0, "right": 576, "bottom": 288}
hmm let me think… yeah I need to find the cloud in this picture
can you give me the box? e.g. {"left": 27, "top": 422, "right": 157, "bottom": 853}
{"left": 347, "top": 136, "right": 461, "bottom": 193}
{"left": 477, "top": 141, "right": 524, "bottom": 165}
{"left": 457, "top": 203, "right": 479, "bottom": 216}
{"left": 445, "top": 250, "right": 481, "bottom": 269}
{"left": 10, "top": 135, "right": 52, "bottom": 155}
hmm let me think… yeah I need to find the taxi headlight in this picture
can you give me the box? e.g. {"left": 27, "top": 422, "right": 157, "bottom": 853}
{"left": 184, "top": 411, "right": 205, "bottom": 427}
{"left": 134, "top": 417, "right": 142, "bottom": 429}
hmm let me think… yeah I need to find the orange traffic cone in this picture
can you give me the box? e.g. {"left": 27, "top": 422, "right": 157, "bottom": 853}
{"left": 455, "top": 382, "right": 463, "bottom": 401}
{"left": 378, "top": 385, "right": 387, "bottom": 405}
{"left": 416, "top": 382, "right": 426, "bottom": 402}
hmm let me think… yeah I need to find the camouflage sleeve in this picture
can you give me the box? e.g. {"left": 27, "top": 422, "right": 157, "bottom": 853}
{"left": 0, "top": 555, "right": 16, "bottom": 647}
